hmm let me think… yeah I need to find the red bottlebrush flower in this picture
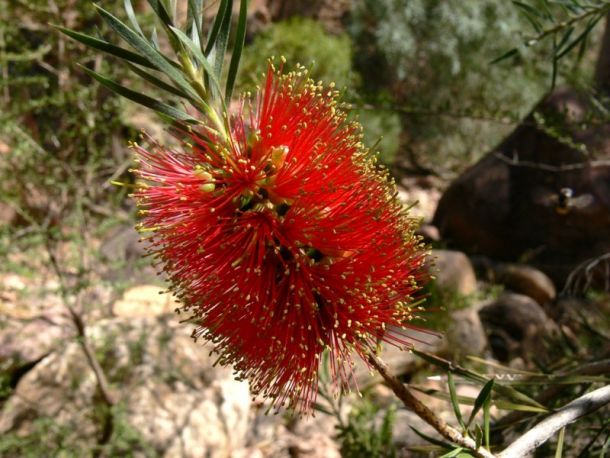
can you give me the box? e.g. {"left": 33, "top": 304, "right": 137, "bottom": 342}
{"left": 132, "top": 64, "right": 427, "bottom": 413}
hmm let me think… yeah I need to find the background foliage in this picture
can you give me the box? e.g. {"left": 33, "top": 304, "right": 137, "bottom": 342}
{"left": 1, "top": 0, "right": 609, "bottom": 456}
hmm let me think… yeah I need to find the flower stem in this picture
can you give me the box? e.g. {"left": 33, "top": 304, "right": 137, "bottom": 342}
{"left": 367, "top": 351, "right": 496, "bottom": 458}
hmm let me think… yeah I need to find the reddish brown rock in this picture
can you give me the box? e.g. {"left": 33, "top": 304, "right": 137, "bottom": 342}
{"left": 434, "top": 87, "right": 610, "bottom": 286}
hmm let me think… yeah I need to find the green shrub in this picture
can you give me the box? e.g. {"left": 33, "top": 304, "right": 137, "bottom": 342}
{"left": 0, "top": 1, "right": 133, "bottom": 236}
{"left": 354, "top": 108, "right": 402, "bottom": 165}
{"left": 238, "top": 18, "right": 356, "bottom": 92}
{"left": 349, "top": 0, "right": 597, "bottom": 173}
{"left": 337, "top": 401, "right": 397, "bottom": 458}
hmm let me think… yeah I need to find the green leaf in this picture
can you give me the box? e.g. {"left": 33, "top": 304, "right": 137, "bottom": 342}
{"left": 466, "top": 357, "right": 538, "bottom": 376}
{"left": 80, "top": 66, "right": 197, "bottom": 122}
{"left": 411, "top": 385, "right": 547, "bottom": 413}
{"left": 551, "top": 38, "right": 558, "bottom": 89}
{"left": 410, "top": 426, "right": 453, "bottom": 449}
{"left": 555, "top": 427, "right": 565, "bottom": 458}
{"left": 150, "top": 26, "right": 160, "bottom": 50}
{"left": 205, "top": 0, "right": 231, "bottom": 56}
{"left": 512, "top": 1, "right": 545, "bottom": 18}
{"left": 225, "top": 0, "right": 248, "bottom": 100}
{"left": 412, "top": 349, "right": 547, "bottom": 410}
{"left": 147, "top": 0, "right": 184, "bottom": 52}
{"left": 312, "top": 402, "right": 333, "bottom": 416}
{"left": 490, "top": 47, "right": 520, "bottom": 64}
{"left": 556, "top": 14, "right": 604, "bottom": 60}
{"left": 448, "top": 372, "right": 466, "bottom": 431}
{"left": 125, "top": 62, "right": 190, "bottom": 99}
{"left": 211, "top": 0, "right": 233, "bottom": 79}
{"left": 555, "top": 26, "right": 575, "bottom": 54}
{"left": 169, "top": 26, "right": 223, "bottom": 96}
{"left": 124, "top": 0, "right": 145, "bottom": 36}
{"left": 187, "top": 0, "right": 205, "bottom": 47}
{"left": 94, "top": 4, "right": 199, "bottom": 101}
{"left": 466, "top": 379, "right": 494, "bottom": 429}
{"left": 483, "top": 388, "right": 492, "bottom": 449}
{"left": 53, "top": 26, "right": 154, "bottom": 68}
{"left": 147, "top": 0, "right": 174, "bottom": 27}
{"left": 440, "top": 447, "right": 465, "bottom": 458}
{"left": 380, "top": 406, "right": 396, "bottom": 448}
{"left": 474, "top": 424, "right": 483, "bottom": 450}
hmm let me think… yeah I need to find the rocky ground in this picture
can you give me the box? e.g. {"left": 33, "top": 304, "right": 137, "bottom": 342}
{"left": 1, "top": 178, "right": 608, "bottom": 457}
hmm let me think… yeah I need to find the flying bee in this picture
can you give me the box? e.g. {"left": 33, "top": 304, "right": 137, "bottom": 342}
{"left": 533, "top": 187, "right": 595, "bottom": 215}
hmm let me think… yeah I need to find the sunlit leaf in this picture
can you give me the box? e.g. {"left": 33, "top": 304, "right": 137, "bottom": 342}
{"left": 94, "top": 4, "right": 199, "bottom": 101}
{"left": 53, "top": 26, "right": 154, "bottom": 68}
{"left": 226, "top": 0, "right": 248, "bottom": 100}
{"left": 448, "top": 372, "right": 466, "bottom": 431}
{"left": 80, "top": 66, "right": 197, "bottom": 122}
{"left": 466, "top": 379, "right": 494, "bottom": 429}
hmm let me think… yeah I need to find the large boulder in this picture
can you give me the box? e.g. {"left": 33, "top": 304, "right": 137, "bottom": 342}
{"left": 430, "top": 249, "right": 478, "bottom": 297}
{"left": 433, "top": 88, "right": 610, "bottom": 286}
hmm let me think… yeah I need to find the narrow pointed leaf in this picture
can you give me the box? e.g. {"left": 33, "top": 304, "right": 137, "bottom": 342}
{"left": 225, "top": 0, "right": 248, "bottom": 100}
{"left": 483, "top": 391, "right": 492, "bottom": 449}
{"left": 151, "top": 26, "right": 160, "bottom": 50}
{"left": 474, "top": 424, "right": 483, "bottom": 450}
{"left": 126, "top": 62, "right": 190, "bottom": 99}
{"left": 466, "top": 379, "right": 494, "bottom": 428}
{"left": 54, "top": 26, "right": 154, "bottom": 68}
{"left": 205, "top": 0, "right": 230, "bottom": 56}
{"left": 448, "top": 372, "right": 466, "bottom": 431}
{"left": 555, "top": 427, "right": 565, "bottom": 457}
{"left": 490, "top": 47, "right": 520, "bottom": 64}
{"left": 124, "top": 0, "right": 145, "bottom": 36}
{"left": 410, "top": 426, "right": 453, "bottom": 449}
{"left": 412, "top": 349, "right": 547, "bottom": 410}
{"left": 556, "top": 14, "right": 604, "bottom": 60}
{"left": 555, "top": 26, "right": 574, "bottom": 54}
{"left": 169, "top": 26, "right": 222, "bottom": 94}
{"left": 512, "top": 1, "right": 545, "bottom": 18}
{"left": 187, "top": 0, "right": 204, "bottom": 43}
{"left": 80, "top": 66, "right": 197, "bottom": 122}
{"left": 411, "top": 386, "right": 547, "bottom": 413}
{"left": 148, "top": 0, "right": 174, "bottom": 26}
{"left": 94, "top": 4, "right": 199, "bottom": 100}
{"left": 147, "top": 0, "right": 184, "bottom": 52}
{"left": 440, "top": 447, "right": 465, "bottom": 458}
{"left": 211, "top": 0, "right": 233, "bottom": 79}
{"left": 466, "top": 356, "right": 539, "bottom": 375}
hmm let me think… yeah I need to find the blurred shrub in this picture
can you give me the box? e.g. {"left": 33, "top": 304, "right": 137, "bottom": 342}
{"left": 337, "top": 401, "right": 397, "bottom": 458}
{"left": 237, "top": 17, "right": 356, "bottom": 92}
{"left": 0, "top": 0, "right": 132, "bottom": 242}
{"left": 349, "top": 0, "right": 596, "bottom": 173}
{"left": 354, "top": 108, "right": 402, "bottom": 165}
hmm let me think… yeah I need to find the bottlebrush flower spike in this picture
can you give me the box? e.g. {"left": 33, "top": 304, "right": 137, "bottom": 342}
{"left": 131, "top": 63, "right": 428, "bottom": 413}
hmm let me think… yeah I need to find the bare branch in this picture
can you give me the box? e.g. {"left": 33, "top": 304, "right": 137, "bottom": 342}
{"left": 494, "top": 151, "right": 610, "bottom": 171}
{"left": 498, "top": 385, "right": 610, "bottom": 458}
{"left": 367, "top": 351, "right": 496, "bottom": 458}
{"left": 45, "top": 240, "right": 116, "bottom": 408}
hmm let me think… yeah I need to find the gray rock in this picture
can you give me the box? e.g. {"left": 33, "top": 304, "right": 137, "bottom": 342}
{"left": 430, "top": 249, "right": 477, "bottom": 296}
{"left": 445, "top": 307, "right": 488, "bottom": 360}
{"left": 478, "top": 293, "right": 556, "bottom": 363}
